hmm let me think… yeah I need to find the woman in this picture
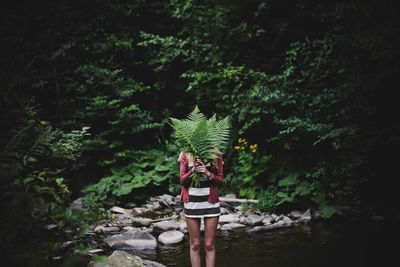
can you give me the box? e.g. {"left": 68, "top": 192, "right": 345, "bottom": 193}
{"left": 179, "top": 151, "right": 223, "bottom": 267}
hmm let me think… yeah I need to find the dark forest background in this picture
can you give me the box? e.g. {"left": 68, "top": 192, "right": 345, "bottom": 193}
{"left": 1, "top": 0, "right": 399, "bottom": 265}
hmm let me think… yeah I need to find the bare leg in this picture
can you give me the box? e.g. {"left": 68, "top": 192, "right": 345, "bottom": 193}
{"left": 204, "top": 216, "right": 219, "bottom": 267}
{"left": 185, "top": 217, "right": 201, "bottom": 267}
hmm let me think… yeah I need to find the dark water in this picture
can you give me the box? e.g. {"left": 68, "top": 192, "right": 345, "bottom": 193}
{"left": 135, "top": 219, "right": 397, "bottom": 267}
{"left": 61, "top": 218, "right": 398, "bottom": 267}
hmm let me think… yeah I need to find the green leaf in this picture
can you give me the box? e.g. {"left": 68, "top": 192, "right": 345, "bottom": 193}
{"left": 155, "top": 165, "right": 169, "bottom": 171}
{"left": 320, "top": 204, "right": 336, "bottom": 218}
{"left": 276, "top": 191, "right": 288, "bottom": 198}
{"left": 78, "top": 224, "right": 90, "bottom": 236}
{"left": 23, "top": 177, "right": 35, "bottom": 184}
{"left": 239, "top": 187, "right": 247, "bottom": 197}
{"left": 294, "top": 181, "right": 311, "bottom": 196}
{"left": 278, "top": 174, "right": 298, "bottom": 186}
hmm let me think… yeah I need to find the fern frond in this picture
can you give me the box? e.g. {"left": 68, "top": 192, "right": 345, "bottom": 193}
{"left": 187, "top": 105, "right": 206, "bottom": 122}
{"left": 169, "top": 107, "right": 231, "bottom": 160}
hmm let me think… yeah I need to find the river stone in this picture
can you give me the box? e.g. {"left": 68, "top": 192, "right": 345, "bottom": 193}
{"left": 248, "top": 220, "right": 293, "bottom": 233}
{"left": 301, "top": 209, "right": 312, "bottom": 222}
{"left": 122, "top": 226, "right": 140, "bottom": 232}
{"left": 158, "top": 230, "right": 184, "bottom": 245}
{"left": 262, "top": 215, "right": 275, "bottom": 225}
{"left": 71, "top": 197, "right": 85, "bottom": 210}
{"left": 220, "top": 207, "right": 229, "bottom": 214}
{"left": 110, "top": 206, "right": 133, "bottom": 215}
{"left": 242, "top": 214, "right": 263, "bottom": 225}
{"left": 220, "top": 223, "right": 246, "bottom": 231}
{"left": 219, "top": 214, "right": 240, "bottom": 224}
{"left": 219, "top": 201, "right": 235, "bottom": 212}
{"left": 178, "top": 221, "right": 188, "bottom": 233}
{"left": 87, "top": 250, "right": 166, "bottom": 267}
{"left": 148, "top": 202, "right": 162, "bottom": 211}
{"left": 94, "top": 225, "right": 105, "bottom": 233}
{"left": 234, "top": 205, "right": 243, "bottom": 212}
{"left": 131, "top": 217, "right": 153, "bottom": 227}
{"left": 289, "top": 210, "right": 303, "bottom": 219}
{"left": 222, "top": 193, "right": 237, "bottom": 199}
{"left": 132, "top": 207, "right": 149, "bottom": 216}
{"left": 102, "top": 226, "right": 120, "bottom": 233}
{"left": 103, "top": 229, "right": 157, "bottom": 250}
{"left": 152, "top": 220, "right": 180, "bottom": 232}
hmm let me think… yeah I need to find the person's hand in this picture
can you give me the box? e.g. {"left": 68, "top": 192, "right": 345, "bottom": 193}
{"left": 194, "top": 159, "right": 212, "bottom": 177}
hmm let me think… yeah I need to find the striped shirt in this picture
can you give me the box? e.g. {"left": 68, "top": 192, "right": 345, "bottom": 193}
{"left": 183, "top": 162, "right": 221, "bottom": 218}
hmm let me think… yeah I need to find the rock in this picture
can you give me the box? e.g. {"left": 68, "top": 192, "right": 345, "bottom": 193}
{"left": 219, "top": 214, "right": 240, "bottom": 224}
{"left": 277, "top": 215, "right": 293, "bottom": 225}
{"left": 234, "top": 205, "right": 243, "bottom": 213}
{"left": 87, "top": 250, "right": 166, "bottom": 267}
{"left": 279, "top": 217, "right": 293, "bottom": 226}
{"left": 94, "top": 225, "right": 105, "bottom": 233}
{"left": 220, "top": 223, "right": 246, "bottom": 231}
{"left": 158, "top": 230, "right": 184, "bottom": 245}
{"left": 242, "top": 214, "right": 263, "bottom": 226}
{"left": 60, "top": 240, "right": 75, "bottom": 250}
{"left": 148, "top": 202, "right": 162, "bottom": 211}
{"left": 132, "top": 207, "right": 149, "bottom": 216}
{"left": 110, "top": 206, "right": 133, "bottom": 215}
{"left": 220, "top": 207, "right": 229, "bottom": 214}
{"left": 122, "top": 226, "right": 140, "bottom": 232}
{"left": 44, "top": 224, "right": 58, "bottom": 230}
{"left": 158, "top": 194, "right": 176, "bottom": 207}
{"left": 222, "top": 193, "right": 237, "bottom": 199}
{"left": 161, "top": 194, "right": 174, "bottom": 201}
{"left": 152, "top": 220, "right": 180, "bottom": 232}
{"left": 219, "top": 201, "right": 235, "bottom": 212}
{"left": 178, "top": 221, "right": 188, "bottom": 233}
{"left": 248, "top": 220, "right": 293, "bottom": 233}
{"left": 159, "top": 199, "right": 170, "bottom": 208}
{"left": 312, "top": 209, "right": 321, "bottom": 220}
{"left": 71, "top": 197, "right": 85, "bottom": 210}
{"left": 262, "top": 215, "right": 275, "bottom": 225}
{"left": 289, "top": 210, "right": 303, "bottom": 219}
{"left": 301, "top": 209, "right": 312, "bottom": 222}
{"left": 124, "top": 202, "right": 137, "bottom": 208}
{"left": 103, "top": 229, "right": 157, "bottom": 250}
{"left": 102, "top": 226, "right": 120, "bottom": 233}
{"left": 131, "top": 217, "right": 153, "bottom": 227}
{"left": 84, "top": 249, "right": 104, "bottom": 255}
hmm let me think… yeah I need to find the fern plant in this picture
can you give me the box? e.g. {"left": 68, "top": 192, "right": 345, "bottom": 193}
{"left": 169, "top": 106, "right": 231, "bottom": 187}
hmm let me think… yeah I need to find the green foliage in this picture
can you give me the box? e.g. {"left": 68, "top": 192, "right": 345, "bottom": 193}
{"left": 227, "top": 138, "right": 271, "bottom": 200}
{"left": 82, "top": 146, "right": 180, "bottom": 205}
{"left": 0, "top": 107, "right": 98, "bottom": 265}
{"left": 1, "top": 4, "right": 399, "bottom": 266}
{"left": 169, "top": 106, "right": 231, "bottom": 159}
{"left": 92, "top": 253, "right": 108, "bottom": 262}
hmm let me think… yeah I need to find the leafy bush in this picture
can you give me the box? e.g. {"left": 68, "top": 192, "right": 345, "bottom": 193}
{"left": 82, "top": 145, "right": 181, "bottom": 206}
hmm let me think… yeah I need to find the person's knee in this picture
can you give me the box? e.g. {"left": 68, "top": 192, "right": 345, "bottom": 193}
{"left": 204, "top": 240, "right": 215, "bottom": 251}
{"left": 190, "top": 239, "right": 201, "bottom": 251}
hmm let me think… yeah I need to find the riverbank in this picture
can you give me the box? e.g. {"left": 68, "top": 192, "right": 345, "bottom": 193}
{"left": 50, "top": 193, "right": 399, "bottom": 267}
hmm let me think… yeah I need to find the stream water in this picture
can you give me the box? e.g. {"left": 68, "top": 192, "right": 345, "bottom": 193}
{"left": 61, "top": 217, "right": 397, "bottom": 267}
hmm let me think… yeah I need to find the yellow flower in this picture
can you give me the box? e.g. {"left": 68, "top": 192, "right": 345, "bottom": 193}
{"left": 241, "top": 146, "right": 245, "bottom": 150}
{"left": 244, "top": 141, "right": 248, "bottom": 144}
{"left": 250, "top": 144, "right": 254, "bottom": 149}
{"left": 238, "top": 138, "right": 244, "bottom": 143}
{"left": 253, "top": 144, "right": 258, "bottom": 148}
{"left": 234, "top": 146, "right": 240, "bottom": 150}
{"left": 252, "top": 149, "right": 256, "bottom": 153}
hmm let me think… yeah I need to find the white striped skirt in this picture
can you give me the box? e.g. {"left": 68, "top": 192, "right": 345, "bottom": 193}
{"left": 183, "top": 181, "right": 221, "bottom": 218}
